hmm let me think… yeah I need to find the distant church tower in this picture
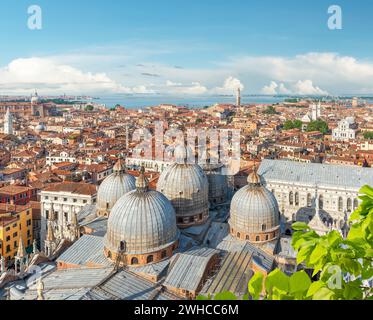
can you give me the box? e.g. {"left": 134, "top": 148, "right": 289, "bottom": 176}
{"left": 31, "top": 90, "right": 40, "bottom": 116}
{"left": 311, "top": 101, "right": 321, "bottom": 121}
{"left": 236, "top": 87, "right": 241, "bottom": 106}
{"left": 4, "top": 108, "right": 13, "bottom": 135}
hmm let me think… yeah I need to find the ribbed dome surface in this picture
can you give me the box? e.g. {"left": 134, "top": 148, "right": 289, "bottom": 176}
{"left": 229, "top": 172, "right": 279, "bottom": 234}
{"left": 201, "top": 163, "right": 227, "bottom": 204}
{"left": 96, "top": 165, "right": 136, "bottom": 214}
{"left": 104, "top": 189, "right": 179, "bottom": 254}
{"left": 157, "top": 163, "right": 209, "bottom": 218}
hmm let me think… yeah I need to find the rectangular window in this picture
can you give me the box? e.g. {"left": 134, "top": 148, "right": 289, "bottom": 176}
{"left": 6, "top": 236, "right": 10, "bottom": 241}
{"left": 64, "top": 198, "right": 67, "bottom": 202}
{"left": 13, "top": 232, "right": 18, "bottom": 238}
{"left": 5, "top": 227, "right": 10, "bottom": 232}
{"left": 6, "top": 245, "right": 10, "bottom": 253}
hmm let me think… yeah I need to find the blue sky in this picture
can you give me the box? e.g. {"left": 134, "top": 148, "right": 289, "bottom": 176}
{"left": 1, "top": 0, "right": 373, "bottom": 95}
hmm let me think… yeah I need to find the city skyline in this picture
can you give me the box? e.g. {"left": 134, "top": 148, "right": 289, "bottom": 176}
{"left": 2, "top": 1, "right": 373, "bottom": 96}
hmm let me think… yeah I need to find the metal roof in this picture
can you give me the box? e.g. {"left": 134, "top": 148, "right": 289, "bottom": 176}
{"left": 164, "top": 247, "right": 219, "bottom": 292}
{"left": 82, "top": 270, "right": 180, "bottom": 300}
{"left": 18, "top": 267, "right": 113, "bottom": 300}
{"left": 259, "top": 159, "right": 373, "bottom": 190}
{"left": 57, "top": 235, "right": 112, "bottom": 268}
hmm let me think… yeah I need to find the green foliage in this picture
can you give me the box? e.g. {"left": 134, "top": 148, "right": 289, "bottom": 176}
{"left": 363, "top": 131, "right": 373, "bottom": 140}
{"left": 85, "top": 104, "right": 94, "bottom": 111}
{"left": 263, "top": 105, "right": 278, "bottom": 115}
{"left": 283, "top": 119, "right": 302, "bottom": 130}
{"left": 197, "top": 185, "right": 373, "bottom": 301}
{"left": 306, "top": 120, "right": 329, "bottom": 134}
{"left": 195, "top": 118, "right": 203, "bottom": 124}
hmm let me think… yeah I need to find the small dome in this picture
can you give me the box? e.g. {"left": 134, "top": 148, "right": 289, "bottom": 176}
{"left": 31, "top": 91, "right": 40, "bottom": 104}
{"left": 35, "top": 123, "right": 46, "bottom": 132}
{"left": 157, "top": 157, "right": 209, "bottom": 228}
{"left": 104, "top": 168, "right": 179, "bottom": 260}
{"left": 229, "top": 169, "right": 280, "bottom": 243}
{"left": 96, "top": 160, "right": 136, "bottom": 216}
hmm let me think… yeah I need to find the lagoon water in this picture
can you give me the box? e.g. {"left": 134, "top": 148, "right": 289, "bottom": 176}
{"left": 89, "top": 95, "right": 287, "bottom": 109}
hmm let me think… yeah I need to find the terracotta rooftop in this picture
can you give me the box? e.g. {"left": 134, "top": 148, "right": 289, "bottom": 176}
{"left": 42, "top": 182, "right": 97, "bottom": 195}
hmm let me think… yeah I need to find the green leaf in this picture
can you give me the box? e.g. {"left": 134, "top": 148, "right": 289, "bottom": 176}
{"left": 296, "top": 242, "right": 316, "bottom": 264}
{"left": 327, "top": 231, "right": 342, "bottom": 247}
{"left": 309, "top": 243, "right": 328, "bottom": 265}
{"left": 289, "top": 271, "right": 312, "bottom": 295}
{"left": 343, "top": 281, "right": 364, "bottom": 300}
{"left": 312, "top": 287, "right": 335, "bottom": 300}
{"left": 265, "top": 269, "right": 289, "bottom": 295}
{"left": 196, "top": 295, "right": 210, "bottom": 300}
{"left": 292, "top": 222, "right": 310, "bottom": 231}
{"left": 359, "top": 185, "right": 373, "bottom": 198}
{"left": 248, "top": 272, "right": 264, "bottom": 300}
{"left": 306, "top": 281, "right": 326, "bottom": 297}
{"left": 213, "top": 292, "right": 237, "bottom": 300}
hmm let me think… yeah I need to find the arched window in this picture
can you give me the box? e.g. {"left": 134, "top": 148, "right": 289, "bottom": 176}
{"left": 289, "top": 192, "right": 294, "bottom": 205}
{"left": 246, "top": 235, "right": 250, "bottom": 240}
{"left": 147, "top": 255, "right": 154, "bottom": 263}
{"left": 265, "top": 235, "right": 269, "bottom": 241}
{"left": 295, "top": 192, "right": 299, "bottom": 206}
{"left": 347, "top": 198, "right": 352, "bottom": 212}
{"left": 237, "top": 232, "right": 241, "bottom": 238}
{"left": 338, "top": 197, "right": 343, "bottom": 212}
{"left": 131, "top": 257, "right": 138, "bottom": 265}
{"left": 319, "top": 195, "right": 324, "bottom": 209}
{"left": 256, "top": 236, "right": 260, "bottom": 242}
{"left": 307, "top": 194, "right": 312, "bottom": 207}
{"left": 161, "top": 250, "right": 167, "bottom": 259}
{"left": 353, "top": 199, "right": 359, "bottom": 210}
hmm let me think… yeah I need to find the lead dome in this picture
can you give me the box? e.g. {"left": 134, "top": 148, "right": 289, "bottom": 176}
{"left": 104, "top": 167, "right": 179, "bottom": 266}
{"left": 228, "top": 167, "right": 280, "bottom": 243}
{"left": 157, "top": 145, "right": 209, "bottom": 228}
{"left": 96, "top": 159, "right": 136, "bottom": 217}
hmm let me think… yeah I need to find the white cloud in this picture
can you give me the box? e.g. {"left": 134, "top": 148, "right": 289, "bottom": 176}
{"left": 3, "top": 51, "right": 373, "bottom": 96}
{"left": 211, "top": 76, "right": 244, "bottom": 94}
{"left": 0, "top": 57, "right": 153, "bottom": 95}
{"left": 163, "top": 80, "right": 207, "bottom": 94}
{"left": 261, "top": 81, "right": 278, "bottom": 95}
{"left": 261, "top": 80, "right": 327, "bottom": 95}
{"left": 292, "top": 80, "right": 328, "bottom": 95}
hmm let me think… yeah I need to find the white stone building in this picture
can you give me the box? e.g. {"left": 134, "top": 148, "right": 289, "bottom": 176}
{"left": 46, "top": 151, "right": 78, "bottom": 165}
{"left": 40, "top": 182, "right": 97, "bottom": 248}
{"left": 3, "top": 108, "right": 13, "bottom": 135}
{"left": 332, "top": 117, "right": 358, "bottom": 141}
{"left": 258, "top": 160, "right": 373, "bottom": 234}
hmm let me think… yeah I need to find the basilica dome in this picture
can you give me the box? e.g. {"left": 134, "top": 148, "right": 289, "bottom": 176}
{"left": 157, "top": 145, "right": 209, "bottom": 228}
{"left": 31, "top": 91, "right": 40, "bottom": 104}
{"left": 35, "top": 123, "right": 46, "bottom": 133}
{"left": 96, "top": 159, "right": 136, "bottom": 217}
{"left": 200, "top": 161, "right": 228, "bottom": 206}
{"left": 229, "top": 168, "right": 280, "bottom": 243}
{"left": 104, "top": 167, "right": 179, "bottom": 266}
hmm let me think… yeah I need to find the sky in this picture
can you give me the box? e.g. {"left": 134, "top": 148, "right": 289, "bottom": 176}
{"left": 1, "top": 0, "right": 373, "bottom": 96}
